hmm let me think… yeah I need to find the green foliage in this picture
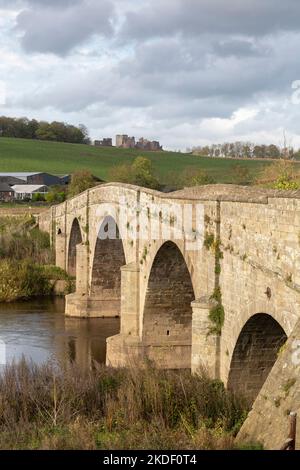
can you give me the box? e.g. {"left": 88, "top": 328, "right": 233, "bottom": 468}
{"left": 209, "top": 287, "right": 225, "bottom": 335}
{"left": 42, "top": 265, "right": 73, "bottom": 281}
{"left": 32, "top": 193, "right": 45, "bottom": 202}
{"left": 209, "top": 303, "right": 225, "bottom": 335}
{"left": 204, "top": 232, "right": 215, "bottom": 250}
{"left": 274, "top": 179, "right": 300, "bottom": 190}
{"left": 0, "top": 260, "right": 52, "bottom": 302}
{"left": 45, "top": 186, "right": 66, "bottom": 204}
{"left": 132, "top": 157, "right": 160, "bottom": 189}
{"left": 109, "top": 156, "right": 160, "bottom": 189}
{"left": 68, "top": 169, "right": 98, "bottom": 198}
{"left": 0, "top": 216, "right": 59, "bottom": 301}
{"left": 0, "top": 116, "right": 89, "bottom": 144}
{"left": 214, "top": 238, "right": 223, "bottom": 274}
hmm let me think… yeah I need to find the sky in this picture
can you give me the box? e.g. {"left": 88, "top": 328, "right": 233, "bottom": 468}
{"left": 1, "top": 0, "right": 300, "bottom": 150}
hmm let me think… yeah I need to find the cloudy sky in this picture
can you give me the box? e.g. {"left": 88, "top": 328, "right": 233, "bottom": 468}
{"left": 1, "top": 0, "right": 300, "bottom": 150}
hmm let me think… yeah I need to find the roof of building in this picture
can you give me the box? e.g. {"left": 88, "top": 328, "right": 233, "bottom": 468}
{"left": 0, "top": 172, "right": 44, "bottom": 181}
{"left": 12, "top": 185, "right": 48, "bottom": 194}
{"left": 0, "top": 172, "right": 70, "bottom": 180}
{"left": 0, "top": 183, "right": 13, "bottom": 192}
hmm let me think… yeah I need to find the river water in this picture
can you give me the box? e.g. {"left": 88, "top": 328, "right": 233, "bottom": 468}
{"left": 0, "top": 297, "right": 120, "bottom": 369}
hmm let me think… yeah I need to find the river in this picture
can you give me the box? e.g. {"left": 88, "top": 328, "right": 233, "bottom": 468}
{"left": 0, "top": 297, "right": 120, "bottom": 369}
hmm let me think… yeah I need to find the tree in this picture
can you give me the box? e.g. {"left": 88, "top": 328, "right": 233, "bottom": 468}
{"left": 0, "top": 115, "right": 90, "bottom": 144}
{"left": 108, "top": 157, "right": 160, "bottom": 190}
{"left": 267, "top": 144, "right": 280, "bottom": 159}
{"left": 78, "top": 124, "right": 91, "bottom": 145}
{"left": 45, "top": 186, "right": 67, "bottom": 204}
{"left": 68, "top": 170, "right": 98, "bottom": 198}
{"left": 131, "top": 157, "right": 160, "bottom": 189}
{"left": 36, "top": 122, "right": 57, "bottom": 141}
{"left": 109, "top": 163, "right": 133, "bottom": 184}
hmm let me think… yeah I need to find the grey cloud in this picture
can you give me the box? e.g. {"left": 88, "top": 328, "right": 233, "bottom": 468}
{"left": 18, "top": 30, "right": 300, "bottom": 120}
{"left": 0, "top": 0, "right": 80, "bottom": 7}
{"left": 213, "top": 39, "right": 264, "bottom": 58}
{"left": 16, "top": 0, "right": 114, "bottom": 55}
{"left": 122, "top": 0, "right": 300, "bottom": 40}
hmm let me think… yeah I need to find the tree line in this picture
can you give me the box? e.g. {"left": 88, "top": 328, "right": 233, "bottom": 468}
{"left": 0, "top": 116, "right": 90, "bottom": 144}
{"left": 190, "top": 142, "right": 299, "bottom": 160}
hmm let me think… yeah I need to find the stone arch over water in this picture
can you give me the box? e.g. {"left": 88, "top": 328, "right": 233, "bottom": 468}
{"left": 91, "top": 216, "right": 126, "bottom": 315}
{"left": 68, "top": 218, "right": 83, "bottom": 277}
{"left": 142, "top": 241, "right": 195, "bottom": 368}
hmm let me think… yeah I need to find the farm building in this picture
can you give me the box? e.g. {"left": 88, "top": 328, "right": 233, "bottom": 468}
{"left": 0, "top": 173, "right": 70, "bottom": 186}
{"left": 0, "top": 183, "right": 15, "bottom": 202}
{"left": 12, "top": 185, "right": 49, "bottom": 200}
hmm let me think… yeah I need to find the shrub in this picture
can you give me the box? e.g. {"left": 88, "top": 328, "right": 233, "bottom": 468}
{"left": 0, "top": 216, "right": 53, "bottom": 264}
{"left": 0, "top": 260, "right": 52, "bottom": 302}
{"left": 109, "top": 157, "right": 160, "bottom": 190}
{"left": 256, "top": 159, "right": 300, "bottom": 189}
{"left": 68, "top": 170, "right": 98, "bottom": 198}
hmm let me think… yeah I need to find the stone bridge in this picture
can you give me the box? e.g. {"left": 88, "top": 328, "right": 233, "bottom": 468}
{"left": 39, "top": 183, "right": 300, "bottom": 410}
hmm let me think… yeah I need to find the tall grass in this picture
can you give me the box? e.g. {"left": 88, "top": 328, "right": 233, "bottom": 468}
{"left": 0, "top": 361, "right": 249, "bottom": 450}
{"left": 0, "top": 215, "right": 53, "bottom": 264}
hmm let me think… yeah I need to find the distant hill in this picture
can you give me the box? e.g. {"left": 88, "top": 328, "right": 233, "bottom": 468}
{"left": 0, "top": 137, "right": 274, "bottom": 185}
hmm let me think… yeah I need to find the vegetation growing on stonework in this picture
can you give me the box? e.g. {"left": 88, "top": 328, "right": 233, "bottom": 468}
{"left": 213, "top": 238, "right": 223, "bottom": 275}
{"left": 204, "top": 232, "right": 215, "bottom": 250}
{"left": 209, "top": 287, "right": 225, "bottom": 336}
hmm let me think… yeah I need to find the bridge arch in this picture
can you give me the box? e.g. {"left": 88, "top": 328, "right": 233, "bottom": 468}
{"left": 142, "top": 241, "right": 195, "bottom": 368}
{"left": 90, "top": 216, "right": 126, "bottom": 315}
{"left": 227, "top": 313, "right": 287, "bottom": 404}
{"left": 68, "top": 218, "right": 83, "bottom": 277}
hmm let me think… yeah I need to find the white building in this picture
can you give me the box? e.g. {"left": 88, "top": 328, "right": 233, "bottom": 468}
{"left": 12, "top": 185, "right": 49, "bottom": 200}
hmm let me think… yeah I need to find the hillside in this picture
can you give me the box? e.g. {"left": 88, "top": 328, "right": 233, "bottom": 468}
{"left": 0, "top": 137, "right": 274, "bottom": 184}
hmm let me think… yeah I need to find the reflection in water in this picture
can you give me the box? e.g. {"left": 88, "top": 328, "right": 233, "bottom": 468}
{"left": 0, "top": 297, "right": 120, "bottom": 370}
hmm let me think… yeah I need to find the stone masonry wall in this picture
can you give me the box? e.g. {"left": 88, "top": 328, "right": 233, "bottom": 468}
{"left": 219, "top": 196, "right": 300, "bottom": 389}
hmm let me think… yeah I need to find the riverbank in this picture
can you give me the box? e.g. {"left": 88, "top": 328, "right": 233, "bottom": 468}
{"left": 0, "top": 361, "right": 256, "bottom": 450}
{"left": 0, "top": 215, "right": 73, "bottom": 302}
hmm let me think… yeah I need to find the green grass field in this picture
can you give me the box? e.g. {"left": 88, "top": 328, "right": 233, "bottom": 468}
{"left": 0, "top": 137, "right": 273, "bottom": 184}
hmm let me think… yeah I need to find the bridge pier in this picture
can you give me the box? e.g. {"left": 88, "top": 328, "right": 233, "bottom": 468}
{"left": 106, "top": 262, "right": 140, "bottom": 365}
{"left": 107, "top": 297, "right": 221, "bottom": 372}
{"left": 191, "top": 297, "right": 220, "bottom": 378}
